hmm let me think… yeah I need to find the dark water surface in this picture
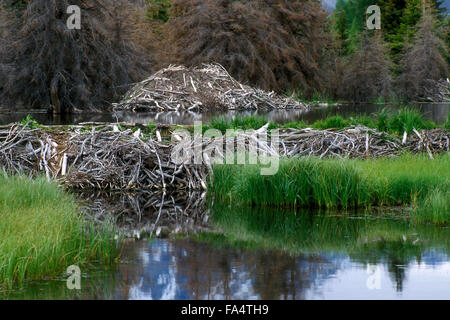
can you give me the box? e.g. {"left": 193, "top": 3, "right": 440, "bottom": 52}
{"left": 1, "top": 103, "right": 448, "bottom": 125}
{"left": 4, "top": 210, "right": 450, "bottom": 300}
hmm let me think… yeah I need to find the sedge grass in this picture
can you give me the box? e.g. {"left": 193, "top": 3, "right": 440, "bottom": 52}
{"left": 0, "top": 175, "right": 120, "bottom": 289}
{"left": 205, "top": 107, "right": 444, "bottom": 135}
{"left": 212, "top": 154, "right": 449, "bottom": 224}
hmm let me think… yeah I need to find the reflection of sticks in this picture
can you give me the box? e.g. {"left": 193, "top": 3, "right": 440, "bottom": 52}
{"left": 77, "top": 190, "right": 208, "bottom": 236}
{"left": 150, "top": 192, "right": 165, "bottom": 237}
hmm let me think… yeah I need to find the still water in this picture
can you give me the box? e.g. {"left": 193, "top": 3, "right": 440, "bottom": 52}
{"left": 1, "top": 103, "right": 448, "bottom": 125}
{"left": 4, "top": 206, "right": 450, "bottom": 300}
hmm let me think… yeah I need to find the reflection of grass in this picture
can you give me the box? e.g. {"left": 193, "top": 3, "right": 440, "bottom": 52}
{"left": 0, "top": 176, "right": 120, "bottom": 289}
{"left": 207, "top": 203, "right": 450, "bottom": 257}
{"left": 2, "top": 264, "right": 122, "bottom": 300}
{"left": 213, "top": 154, "right": 450, "bottom": 224}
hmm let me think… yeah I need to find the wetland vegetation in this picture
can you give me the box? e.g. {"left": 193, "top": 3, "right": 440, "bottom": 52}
{"left": 0, "top": 175, "right": 120, "bottom": 289}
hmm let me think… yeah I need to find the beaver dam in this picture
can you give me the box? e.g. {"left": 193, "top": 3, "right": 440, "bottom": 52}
{"left": 0, "top": 122, "right": 448, "bottom": 191}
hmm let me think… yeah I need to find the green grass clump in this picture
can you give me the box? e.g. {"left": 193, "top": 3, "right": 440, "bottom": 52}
{"left": 212, "top": 154, "right": 450, "bottom": 223}
{"left": 413, "top": 187, "right": 449, "bottom": 225}
{"left": 0, "top": 175, "right": 120, "bottom": 288}
{"left": 387, "top": 107, "right": 435, "bottom": 134}
{"left": 202, "top": 108, "right": 446, "bottom": 136}
{"left": 20, "top": 114, "right": 40, "bottom": 128}
{"left": 375, "top": 107, "right": 390, "bottom": 132}
{"left": 143, "top": 121, "right": 156, "bottom": 137}
{"left": 351, "top": 154, "right": 449, "bottom": 205}
{"left": 213, "top": 157, "right": 372, "bottom": 209}
{"left": 347, "top": 115, "right": 375, "bottom": 128}
{"left": 313, "top": 116, "right": 347, "bottom": 129}
{"left": 208, "top": 115, "right": 277, "bottom": 133}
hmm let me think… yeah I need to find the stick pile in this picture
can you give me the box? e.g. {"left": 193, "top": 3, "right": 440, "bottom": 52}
{"left": 63, "top": 127, "right": 208, "bottom": 190}
{"left": 0, "top": 123, "right": 64, "bottom": 179}
{"left": 278, "top": 126, "right": 449, "bottom": 158}
{"left": 0, "top": 123, "right": 448, "bottom": 192}
{"left": 0, "top": 123, "right": 209, "bottom": 191}
{"left": 113, "top": 64, "right": 308, "bottom": 112}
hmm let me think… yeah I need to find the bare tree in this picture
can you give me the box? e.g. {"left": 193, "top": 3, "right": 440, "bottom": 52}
{"left": 161, "top": 0, "right": 331, "bottom": 97}
{"left": 397, "top": 7, "right": 449, "bottom": 101}
{"left": 338, "top": 31, "right": 393, "bottom": 102}
{"left": 0, "top": 0, "right": 152, "bottom": 113}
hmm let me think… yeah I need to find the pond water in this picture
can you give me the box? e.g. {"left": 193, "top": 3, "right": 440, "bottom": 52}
{"left": 1, "top": 102, "right": 449, "bottom": 300}
{"left": 4, "top": 204, "right": 450, "bottom": 300}
{"left": 1, "top": 103, "right": 448, "bottom": 125}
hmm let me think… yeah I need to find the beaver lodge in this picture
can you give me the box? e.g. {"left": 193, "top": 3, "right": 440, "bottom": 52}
{"left": 113, "top": 64, "right": 309, "bottom": 112}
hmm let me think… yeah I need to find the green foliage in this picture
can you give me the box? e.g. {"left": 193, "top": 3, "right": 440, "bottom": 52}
{"left": 145, "top": 121, "right": 156, "bottom": 135}
{"left": 20, "top": 114, "right": 40, "bottom": 128}
{"left": 333, "top": 0, "right": 448, "bottom": 63}
{"left": 413, "top": 187, "right": 449, "bottom": 224}
{"left": 281, "top": 121, "right": 308, "bottom": 129}
{"left": 202, "top": 109, "right": 444, "bottom": 135}
{"left": 146, "top": 0, "right": 171, "bottom": 22}
{"left": 209, "top": 203, "right": 450, "bottom": 255}
{"left": 375, "top": 107, "right": 391, "bottom": 132}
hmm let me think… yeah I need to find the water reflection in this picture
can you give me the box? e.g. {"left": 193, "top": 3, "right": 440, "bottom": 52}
{"left": 76, "top": 190, "right": 210, "bottom": 238}
{"left": 124, "top": 240, "right": 334, "bottom": 300}
{"left": 112, "top": 238, "right": 450, "bottom": 300}
{"left": 1, "top": 103, "right": 448, "bottom": 125}
{"left": 5, "top": 212, "right": 450, "bottom": 299}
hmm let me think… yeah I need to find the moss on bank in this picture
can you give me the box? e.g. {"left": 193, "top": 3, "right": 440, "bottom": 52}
{"left": 0, "top": 175, "right": 120, "bottom": 289}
